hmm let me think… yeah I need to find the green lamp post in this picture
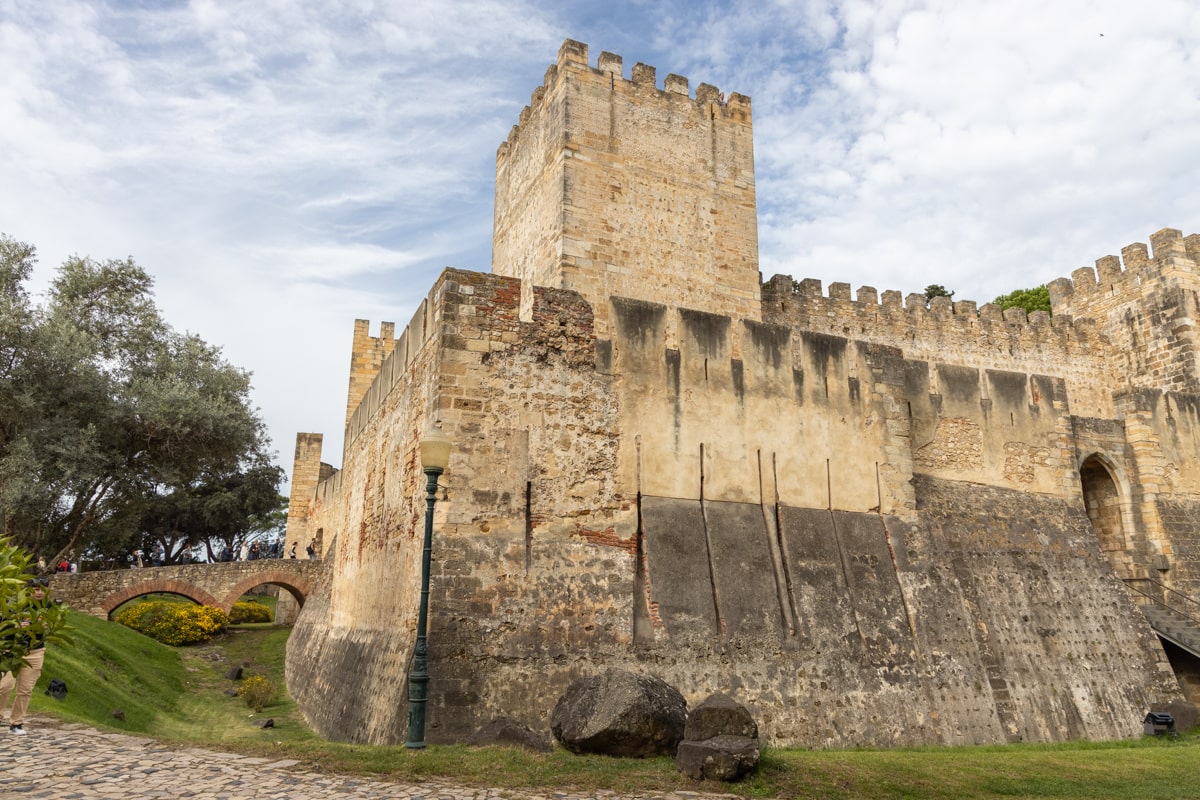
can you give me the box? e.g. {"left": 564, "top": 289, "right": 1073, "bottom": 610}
{"left": 405, "top": 421, "right": 452, "bottom": 749}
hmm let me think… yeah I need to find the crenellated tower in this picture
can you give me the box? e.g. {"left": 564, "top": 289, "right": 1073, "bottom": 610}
{"left": 492, "top": 39, "right": 761, "bottom": 336}
{"left": 1049, "top": 228, "right": 1200, "bottom": 393}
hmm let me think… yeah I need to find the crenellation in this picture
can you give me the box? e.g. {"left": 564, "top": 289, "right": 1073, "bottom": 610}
{"left": 829, "top": 281, "right": 852, "bottom": 301}
{"left": 929, "top": 295, "right": 953, "bottom": 318}
{"left": 663, "top": 73, "right": 688, "bottom": 95}
{"left": 597, "top": 51, "right": 622, "bottom": 75}
{"left": 857, "top": 285, "right": 879, "bottom": 304}
{"left": 905, "top": 293, "right": 926, "bottom": 311}
{"left": 632, "top": 62, "right": 655, "bottom": 86}
{"left": 1122, "top": 241, "right": 1150, "bottom": 269}
{"left": 1150, "top": 227, "right": 1185, "bottom": 258}
{"left": 1003, "top": 306, "right": 1027, "bottom": 323}
{"left": 696, "top": 82, "right": 720, "bottom": 104}
{"left": 1096, "top": 254, "right": 1123, "bottom": 282}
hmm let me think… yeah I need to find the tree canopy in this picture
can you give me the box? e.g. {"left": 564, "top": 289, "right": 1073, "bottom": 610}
{"left": 994, "top": 285, "right": 1052, "bottom": 316}
{"left": 0, "top": 234, "right": 281, "bottom": 566}
{"left": 923, "top": 284, "right": 955, "bottom": 302}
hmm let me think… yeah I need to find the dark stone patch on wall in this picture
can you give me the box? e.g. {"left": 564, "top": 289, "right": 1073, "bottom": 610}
{"left": 987, "top": 370, "right": 1030, "bottom": 411}
{"left": 778, "top": 507, "right": 857, "bottom": 653}
{"left": 937, "top": 364, "right": 981, "bottom": 409}
{"left": 705, "top": 500, "right": 782, "bottom": 640}
{"left": 642, "top": 496, "right": 718, "bottom": 639}
{"left": 802, "top": 332, "right": 847, "bottom": 376}
{"left": 595, "top": 339, "right": 613, "bottom": 373}
{"left": 681, "top": 308, "right": 732, "bottom": 358}
{"left": 792, "top": 368, "right": 804, "bottom": 405}
{"left": 745, "top": 320, "right": 790, "bottom": 370}
{"left": 731, "top": 359, "right": 744, "bottom": 401}
{"left": 833, "top": 511, "right": 914, "bottom": 662}
{"left": 611, "top": 296, "right": 667, "bottom": 353}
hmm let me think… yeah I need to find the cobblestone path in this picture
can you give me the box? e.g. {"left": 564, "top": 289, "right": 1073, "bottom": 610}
{"left": 0, "top": 716, "right": 738, "bottom": 800}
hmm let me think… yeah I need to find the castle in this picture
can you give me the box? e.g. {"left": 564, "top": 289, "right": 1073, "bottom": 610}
{"left": 282, "top": 40, "right": 1200, "bottom": 748}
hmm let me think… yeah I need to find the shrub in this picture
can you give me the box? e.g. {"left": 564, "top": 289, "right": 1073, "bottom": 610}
{"left": 239, "top": 674, "right": 274, "bottom": 712}
{"left": 114, "top": 602, "right": 228, "bottom": 645}
{"left": 229, "top": 600, "right": 272, "bottom": 624}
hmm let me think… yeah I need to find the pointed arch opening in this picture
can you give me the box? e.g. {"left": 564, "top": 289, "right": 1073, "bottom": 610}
{"left": 1080, "top": 455, "right": 1126, "bottom": 562}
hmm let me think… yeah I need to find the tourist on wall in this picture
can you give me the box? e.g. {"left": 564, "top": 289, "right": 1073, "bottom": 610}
{"left": 289, "top": 542, "right": 297, "bottom": 559}
{"left": 306, "top": 539, "right": 316, "bottom": 560}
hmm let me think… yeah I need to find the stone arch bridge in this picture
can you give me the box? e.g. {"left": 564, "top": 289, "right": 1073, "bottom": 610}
{"left": 47, "top": 560, "right": 323, "bottom": 620}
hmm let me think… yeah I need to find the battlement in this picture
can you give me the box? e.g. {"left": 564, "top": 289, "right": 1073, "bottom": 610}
{"left": 762, "top": 273, "right": 1097, "bottom": 348}
{"left": 497, "top": 39, "right": 751, "bottom": 163}
{"left": 1047, "top": 228, "right": 1200, "bottom": 312}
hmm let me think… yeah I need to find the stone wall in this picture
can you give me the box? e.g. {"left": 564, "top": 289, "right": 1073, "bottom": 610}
{"left": 286, "top": 261, "right": 1186, "bottom": 746}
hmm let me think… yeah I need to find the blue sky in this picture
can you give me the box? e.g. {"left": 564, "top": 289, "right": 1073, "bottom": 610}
{"left": 3, "top": 0, "right": 1199, "bottom": 479}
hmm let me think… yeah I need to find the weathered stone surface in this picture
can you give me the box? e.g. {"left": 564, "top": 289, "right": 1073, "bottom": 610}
{"left": 226, "top": 666, "right": 243, "bottom": 681}
{"left": 467, "top": 717, "right": 552, "bottom": 752}
{"left": 676, "top": 735, "right": 760, "bottom": 781}
{"left": 685, "top": 694, "right": 757, "bottom": 741}
{"left": 551, "top": 670, "right": 686, "bottom": 757}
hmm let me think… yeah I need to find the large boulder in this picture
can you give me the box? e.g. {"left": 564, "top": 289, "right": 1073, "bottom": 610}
{"left": 675, "top": 693, "right": 761, "bottom": 782}
{"left": 551, "top": 669, "right": 687, "bottom": 757}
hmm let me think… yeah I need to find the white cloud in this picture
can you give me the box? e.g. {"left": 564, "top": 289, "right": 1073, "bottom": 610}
{"left": 2, "top": 0, "right": 1198, "bottom": 484}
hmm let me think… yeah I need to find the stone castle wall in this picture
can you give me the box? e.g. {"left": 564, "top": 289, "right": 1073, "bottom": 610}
{"left": 284, "top": 40, "right": 1199, "bottom": 749}
{"left": 287, "top": 262, "right": 1183, "bottom": 746}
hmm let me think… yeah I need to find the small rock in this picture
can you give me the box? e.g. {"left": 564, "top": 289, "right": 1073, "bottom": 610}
{"left": 224, "top": 689, "right": 239, "bottom": 697}
{"left": 468, "top": 717, "right": 552, "bottom": 752}
{"left": 112, "top": 710, "right": 125, "bottom": 722}
{"left": 255, "top": 718, "right": 275, "bottom": 728}
{"left": 685, "top": 693, "right": 758, "bottom": 740}
{"left": 226, "top": 666, "right": 243, "bottom": 680}
{"left": 45, "top": 678, "right": 68, "bottom": 700}
{"left": 676, "top": 735, "right": 760, "bottom": 781}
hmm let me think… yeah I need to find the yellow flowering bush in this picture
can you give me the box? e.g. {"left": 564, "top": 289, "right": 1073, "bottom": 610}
{"left": 114, "top": 601, "right": 228, "bottom": 645}
{"left": 229, "top": 600, "right": 272, "bottom": 624}
{"left": 239, "top": 674, "right": 274, "bottom": 712}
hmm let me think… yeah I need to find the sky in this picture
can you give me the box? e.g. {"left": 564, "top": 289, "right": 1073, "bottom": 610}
{"left": 3, "top": 0, "right": 1199, "bottom": 483}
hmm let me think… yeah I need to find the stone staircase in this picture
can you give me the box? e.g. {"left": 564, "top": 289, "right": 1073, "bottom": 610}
{"left": 1140, "top": 604, "right": 1200, "bottom": 658}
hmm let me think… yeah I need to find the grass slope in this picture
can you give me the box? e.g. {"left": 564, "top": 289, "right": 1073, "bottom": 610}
{"left": 20, "top": 610, "right": 1200, "bottom": 799}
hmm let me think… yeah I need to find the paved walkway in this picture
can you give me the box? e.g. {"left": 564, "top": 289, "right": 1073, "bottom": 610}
{"left": 0, "top": 716, "right": 737, "bottom": 800}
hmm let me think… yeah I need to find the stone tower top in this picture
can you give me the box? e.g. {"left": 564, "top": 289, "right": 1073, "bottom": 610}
{"left": 491, "top": 40, "right": 761, "bottom": 336}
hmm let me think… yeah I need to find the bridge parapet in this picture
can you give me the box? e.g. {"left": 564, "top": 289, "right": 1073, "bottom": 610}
{"left": 48, "top": 560, "right": 324, "bottom": 618}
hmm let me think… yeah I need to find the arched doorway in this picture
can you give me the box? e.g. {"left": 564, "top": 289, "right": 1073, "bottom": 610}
{"left": 1081, "top": 456, "right": 1123, "bottom": 551}
{"left": 1079, "top": 455, "right": 1132, "bottom": 579}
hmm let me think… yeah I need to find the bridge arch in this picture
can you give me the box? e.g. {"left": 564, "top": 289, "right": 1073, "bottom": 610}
{"left": 100, "top": 579, "right": 223, "bottom": 619}
{"left": 219, "top": 570, "right": 313, "bottom": 614}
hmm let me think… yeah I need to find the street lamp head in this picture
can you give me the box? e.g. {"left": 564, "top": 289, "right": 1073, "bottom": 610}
{"left": 419, "top": 421, "right": 452, "bottom": 472}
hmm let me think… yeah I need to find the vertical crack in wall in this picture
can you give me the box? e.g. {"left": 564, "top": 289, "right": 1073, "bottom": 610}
{"left": 632, "top": 434, "right": 653, "bottom": 645}
{"left": 827, "top": 460, "right": 865, "bottom": 644}
{"left": 759, "top": 449, "right": 796, "bottom": 636}
{"left": 524, "top": 480, "right": 533, "bottom": 574}
{"left": 699, "top": 443, "right": 726, "bottom": 637}
{"left": 772, "top": 452, "right": 802, "bottom": 638}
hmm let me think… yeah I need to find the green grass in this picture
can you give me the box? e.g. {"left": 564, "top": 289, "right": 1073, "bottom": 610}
{"left": 23, "top": 609, "right": 1200, "bottom": 799}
